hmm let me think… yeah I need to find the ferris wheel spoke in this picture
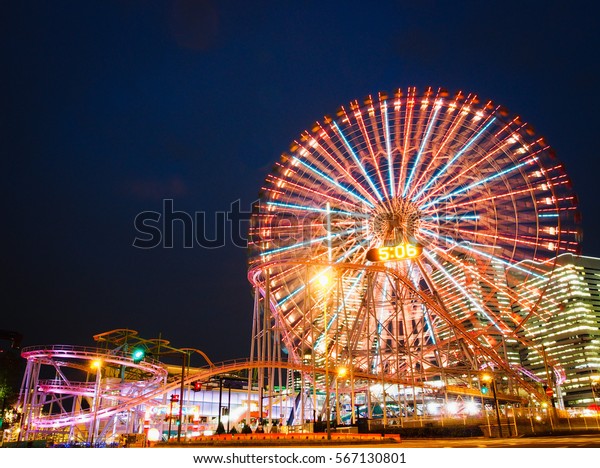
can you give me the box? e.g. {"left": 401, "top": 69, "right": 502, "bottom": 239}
{"left": 432, "top": 247, "right": 543, "bottom": 321}
{"left": 403, "top": 102, "right": 441, "bottom": 199}
{"left": 331, "top": 120, "right": 384, "bottom": 202}
{"left": 265, "top": 174, "right": 362, "bottom": 211}
{"left": 396, "top": 88, "right": 416, "bottom": 197}
{"left": 421, "top": 155, "right": 539, "bottom": 210}
{"left": 413, "top": 117, "right": 498, "bottom": 203}
{"left": 265, "top": 201, "right": 369, "bottom": 219}
{"left": 297, "top": 129, "right": 381, "bottom": 206}
{"left": 409, "top": 99, "right": 472, "bottom": 201}
{"left": 381, "top": 100, "right": 395, "bottom": 198}
{"left": 292, "top": 156, "right": 375, "bottom": 208}
{"left": 352, "top": 103, "right": 390, "bottom": 200}
{"left": 423, "top": 251, "right": 509, "bottom": 334}
{"left": 260, "top": 226, "right": 365, "bottom": 258}
{"left": 415, "top": 119, "right": 535, "bottom": 207}
{"left": 419, "top": 228, "right": 548, "bottom": 279}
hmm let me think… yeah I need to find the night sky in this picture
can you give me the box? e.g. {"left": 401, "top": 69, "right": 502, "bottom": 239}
{"left": 2, "top": 1, "right": 599, "bottom": 363}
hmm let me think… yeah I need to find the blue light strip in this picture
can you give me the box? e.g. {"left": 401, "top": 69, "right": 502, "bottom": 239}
{"left": 403, "top": 105, "right": 440, "bottom": 197}
{"left": 422, "top": 306, "right": 436, "bottom": 345}
{"left": 424, "top": 250, "right": 505, "bottom": 333}
{"left": 276, "top": 239, "right": 368, "bottom": 307}
{"left": 277, "top": 284, "right": 305, "bottom": 307}
{"left": 266, "top": 201, "right": 369, "bottom": 218}
{"left": 420, "top": 228, "right": 547, "bottom": 280}
{"left": 382, "top": 102, "right": 395, "bottom": 198}
{"left": 422, "top": 214, "right": 480, "bottom": 221}
{"left": 538, "top": 213, "right": 559, "bottom": 218}
{"left": 332, "top": 121, "right": 383, "bottom": 202}
{"left": 260, "top": 226, "right": 364, "bottom": 257}
{"left": 293, "top": 156, "right": 374, "bottom": 208}
{"left": 413, "top": 117, "right": 497, "bottom": 201}
{"left": 422, "top": 156, "right": 536, "bottom": 210}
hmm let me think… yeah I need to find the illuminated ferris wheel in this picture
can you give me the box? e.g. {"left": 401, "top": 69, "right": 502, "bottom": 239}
{"left": 248, "top": 87, "right": 581, "bottom": 394}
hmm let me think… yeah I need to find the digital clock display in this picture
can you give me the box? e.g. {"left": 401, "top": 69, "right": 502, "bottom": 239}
{"left": 366, "top": 243, "right": 422, "bottom": 262}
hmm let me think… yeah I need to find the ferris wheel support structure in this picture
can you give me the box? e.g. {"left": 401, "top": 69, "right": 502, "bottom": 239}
{"left": 247, "top": 86, "right": 581, "bottom": 426}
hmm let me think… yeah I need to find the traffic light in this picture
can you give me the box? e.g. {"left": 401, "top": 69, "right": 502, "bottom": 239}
{"left": 170, "top": 394, "right": 179, "bottom": 402}
{"left": 481, "top": 383, "right": 489, "bottom": 394}
{"left": 131, "top": 347, "right": 146, "bottom": 364}
{"left": 192, "top": 381, "right": 202, "bottom": 392}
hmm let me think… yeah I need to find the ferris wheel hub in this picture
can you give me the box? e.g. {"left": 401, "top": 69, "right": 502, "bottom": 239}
{"left": 369, "top": 197, "right": 422, "bottom": 245}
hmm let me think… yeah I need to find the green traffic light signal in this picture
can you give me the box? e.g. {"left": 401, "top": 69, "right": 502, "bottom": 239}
{"left": 481, "top": 383, "right": 488, "bottom": 394}
{"left": 132, "top": 348, "right": 146, "bottom": 363}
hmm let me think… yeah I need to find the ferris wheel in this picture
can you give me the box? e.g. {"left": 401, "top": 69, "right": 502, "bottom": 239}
{"left": 248, "top": 87, "right": 581, "bottom": 389}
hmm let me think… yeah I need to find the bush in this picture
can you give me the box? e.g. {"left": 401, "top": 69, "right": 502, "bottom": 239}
{"left": 215, "top": 422, "right": 226, "bottom": 435}
{"left": 241, "top": 424, "right": 253, "bottom": 434}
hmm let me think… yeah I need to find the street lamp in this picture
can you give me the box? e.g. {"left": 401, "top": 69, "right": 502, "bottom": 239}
{"left": 335, "top": 366, "right": 348, "bottom": 426}
{"left": 89, "top": 359, "right": 102, "bottom": 446}
{"left": 481, "top": 372, "right": 503, "bottom": 438}
{"left": 168, "top": 393, "right": 179, "bottom": 439}
{"left": 317, "top": 269, "right": 333, "bottom": 439}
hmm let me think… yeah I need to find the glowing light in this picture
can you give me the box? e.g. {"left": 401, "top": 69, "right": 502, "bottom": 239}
{"left": 446, "top": 402, "right": 459, "bottom": 414}
{"left": 147, "top": 428, "right": 160, "bottom": 442}
{"left": 90, "top": 359, "right": 102, "bottom": 369}
{"left": 292, "top": 156, "right": 374, "bottom": 207}
{"left": 414, "top": 117, "right": 497, "bottom": 200}
{"left": 260, "top": 226, "right": 364, "bottom": 257}
{"left": 423, "top": 156, "right": 538, "bottom": 209}
{"left": 427, "top": 402, "right": 440, "bottom": 415}
{"left": 403, "top": 104, "right": 440, "bottom": 197}
{"left": 317, "top": 272, "right": 331, "bottom": 287}
{"left": 331, "top": 121, "right": 383, "bottom": 201}
{"left": 425, "top": 251, "right": 505, "bottom": 333}
{"left": 265, "top": 201, "right": 368, "bottom": 218}
{"left": 465, "top": 400, "right": 479, "bottom": 415}
{"left": 382, "top": 101, "right": 395, "bottom": 197}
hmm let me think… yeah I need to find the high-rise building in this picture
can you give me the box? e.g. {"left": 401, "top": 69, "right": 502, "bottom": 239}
{"left": 514, "top": 254, "right": 600, "bottom": 409}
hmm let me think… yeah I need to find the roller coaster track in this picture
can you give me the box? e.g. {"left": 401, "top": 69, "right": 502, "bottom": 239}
{"left": 23, "top": 345, "right": 524, "bottom": 429}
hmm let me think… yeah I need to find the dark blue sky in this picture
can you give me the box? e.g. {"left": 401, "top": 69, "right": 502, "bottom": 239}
{"left": 2, "top": 0, "right": 599, "bottom": 361}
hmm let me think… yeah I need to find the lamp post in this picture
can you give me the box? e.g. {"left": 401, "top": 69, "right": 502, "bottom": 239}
{"left": 89, "top": 360, "right": 102, "bottom": 446}
{"left": 168, "top": 393, "right": 179, "bottom": 439}
{"left": 336, "top": 366, "right": 348, "bottom": 426}
{"left": 177, "top": 351, "right": 188, "bottom": 442}
{"left": 318, "top": 271, "right": 332, "bottom": 440}
{"left": 482, "top": 373, "right": 503, "bottom": 437}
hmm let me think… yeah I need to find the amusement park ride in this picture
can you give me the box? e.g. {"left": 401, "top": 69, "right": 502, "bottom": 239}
{"left": 14, "top": 87, "right": 581, "bottom": 444}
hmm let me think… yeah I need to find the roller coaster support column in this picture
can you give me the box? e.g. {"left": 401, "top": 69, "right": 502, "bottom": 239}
{"left": 177, "top": 351, "right": 188, "bottom": 443}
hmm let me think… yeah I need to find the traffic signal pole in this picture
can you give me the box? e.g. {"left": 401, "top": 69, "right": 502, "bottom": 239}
{"left": 491, "top": 379, "right": 503, "bottom": 438}
{"left": 177, "top": 351, "right": 188, "bottom": 443}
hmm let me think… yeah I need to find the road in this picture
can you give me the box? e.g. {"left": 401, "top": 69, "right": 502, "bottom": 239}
{"left": 377, "top": 433, "right": 600, "bottom": 448}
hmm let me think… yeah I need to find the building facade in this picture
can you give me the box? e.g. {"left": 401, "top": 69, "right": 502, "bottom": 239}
{"left": 515, "top": 254, "right": 600, "bottom": 409}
